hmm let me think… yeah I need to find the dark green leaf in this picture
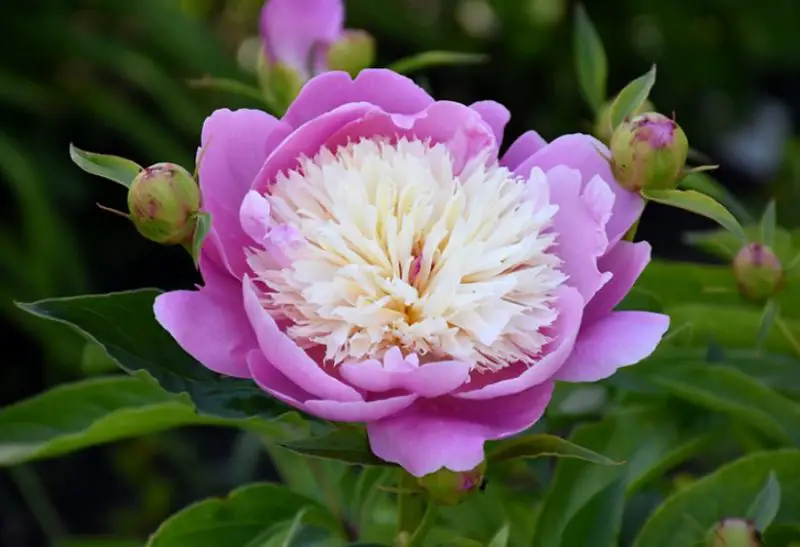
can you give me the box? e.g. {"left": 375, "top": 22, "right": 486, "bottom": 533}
{"left": 642, "top": 189, "right": 747, "bottom": 243}
{"left": 761, "top": 200, "right": 777, "bottom": 247}
{"left": 69, "top": 144, "right": 142, "bottom": 188}
{"left": 487, "top": 524, "right": 510, "bottom": 547}
{"left": 486, "top": 434, "right": 620, "bottom": 466}
{"left": 55, "top": 540, "right": 141, "bottom": 547}
{"left": 387, "top": 51, "right": 487, "bottom": 75}
{"left": 756, "top": 299, "right": 780, "bottom": 350}
{"left": 17, "top": 290, "right": 288, "bottom": 420}
{"left": 746, "top": 471, "right": 781, "bottom": 532}
{"left": 0, "top": 373, "right": 295, "bottom": 466}
{"left": 633, "top": 450, "right": 800, "bottom": 547}
{"left": 147, "top": 483, "right": 342, "bottom": 547}
{"left": 280, "top": 427, "right": 389, "bottom": 466}
{"left": 608, "top": 65, "right": 657, "bottom": 130}
{"left": 191, "top": 212, "right": 212, "bottom": 268}
{"left": 573, "top": 4, "right": 607, "bottom": 113}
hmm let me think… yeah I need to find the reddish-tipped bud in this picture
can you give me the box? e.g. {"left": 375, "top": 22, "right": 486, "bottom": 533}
{"left": 417, "top": 461, "right": 486, "bottom": 506}
{"left": 127, "top": 163, "right": 201, "bottom": 245}
{"left": 706, "top": 519, "right": 764, "bottom": 547}
{"left": 732, "top": 243, "right": 785, "bottom": 303}
{"left": 610, "top": 112, "right": 689, "bottom": 192}
{"left": 326, "top": 30, "right": 376, "bottom": 78}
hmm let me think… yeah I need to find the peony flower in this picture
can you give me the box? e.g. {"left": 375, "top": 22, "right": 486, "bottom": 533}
{"left": 154, "top": 69, "right": 669, "bottom": 477}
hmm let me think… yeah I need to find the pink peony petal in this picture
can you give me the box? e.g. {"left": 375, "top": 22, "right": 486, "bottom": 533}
{"left": 153, "top": 259, "right": 256, "bottom": 378}
{"left": 584, "top": 241, "right": 653, "bottom": 323}
{"left": 555, "top": 311, "right": 670, "bottom": 382}
{"left": 199, "top": 108, "right": 293, "bottom": 277}
{"left": 248, "top": 349, "right": 314, "bottom": 404}
{"left": 242, "top": 275, "right": 363, "bottom": 402}
{"left": 367, "top": 382, "right": 554, "bottom": 476}
{"left": 514, "top": 133, "right": 644, "bottom": 245}
{"left": 260, "top": 0, "right": 344, "bottom": 79}
{"left": 500, "top": 130, "right": 547, "bottom": 170}
{"left": 470, "top": 100, "right": 510, "bottom": 147}
{"left": 283, "top": 69, "right": 434, "bottom": 129}
{"left": 546, "top": 166, "right": 614, "bottom": 303}
{"left": 340, "top": 352, "right": 472, "bottom": 398}
{"left": 455, "top": 285, "right": 584, "bottom": 400}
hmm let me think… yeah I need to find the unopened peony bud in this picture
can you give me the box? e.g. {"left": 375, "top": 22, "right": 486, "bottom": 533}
{"left": 706, "top": 519, "right": 764, "bottom": 547}
{"left": 417, "top": 461, "right": 486, "bottom": 506}
{"left": 257, "top": 54, "right": 305, "bottom": 114}
{"left": 127, "top": 163, "right": 201, "bottom": 245}
{"left": 595, "top": 98, "right": 655, "bottom": 144}
{"left": 610, "top": 112, "right": 689, "bottom": 192}
{"left": 326, "top": 30, "right": 375, "bottom": 77}
{"left": 733, "top": 243, "right": 785, "bottom": 303}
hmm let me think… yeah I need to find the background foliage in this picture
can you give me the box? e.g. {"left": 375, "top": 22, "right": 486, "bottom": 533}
{"left": 1, "top": 0, "right": 799, "bottom": 546}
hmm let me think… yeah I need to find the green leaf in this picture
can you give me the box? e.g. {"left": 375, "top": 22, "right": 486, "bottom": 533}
{"left": 17, "top": 290, "right": 289, "bottom": 421}
{"left": 649, "top": 365, "right": 800, "bottom": 446}
{"left": 147, "top": 483, "right": 342, "bottom": 547}
{"left": 486, "top": 434, "right": 620, "bottom": 466}
{"left": 487, "top": 524, "right": 510, "bottom": 547}
{"left": 642, "top": 189, "right": 748, "bottom": 243}
{"left": 756, "top": 299, "right": 780, "bottom": 350}
{"left": 387, "top": 51, "right": 487, "bottom": 75}
{"left": 190, "top": 212, "right": 212, "bottom": 268}
{"left": 55, "top": 540, "right": 141, "bottom": 547}
{"left": 573, "top": 4, "right": 607, "bottom": 113}
{"left": 608, "top": 64, "right": 657, "bottom": 131}
{"left": 678, "top": 172, "right": 753, "bottom": 225}
{"left": 761, "top": 200, "right": 777, "bottom": 247}
{"left": 0, "top": 373, "right": 295, "bottom": 466}
{"left": 684, "top": 225, "right": 794, "bottom": 262}
{"left": 279, "top": 427, "right": 390, "bottom": 466}
{"left": 69, "top": 144, "right": 143, "bottom": 188}
{"left": 746, "top": 471, "right": 781, "bottom": 532}
{"left": 633, "top": 450, "right": 800, "bottom": 547}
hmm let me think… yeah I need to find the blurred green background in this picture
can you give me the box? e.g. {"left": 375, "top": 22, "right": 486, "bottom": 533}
{"left": 0, "top": 0, "right": 797, "bottom": 544}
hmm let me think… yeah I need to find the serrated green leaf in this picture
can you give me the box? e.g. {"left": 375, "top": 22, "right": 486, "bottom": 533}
{"left": 642, "top": 189, "right": 747, "bottom": 243}
{"left": 608, "top": 65, "right": 657, "bottom": 131}
{"left": 69, "top": 144, "right": 143, "bottom": 188}
{"left": 761, "top": 200, "right": 777, "bottom": 247}
{"left": 191, "top": 211, "right": 212, "bottom": 268}
{"left": 280, "top": 427, "right": 389, "bottom": 466}
{"left": 746, "top": 471, "right": 781, "bottom": 532}
{"left": 573, "top": 4, "right": 607, "bottom": 113}
{"left": 387, "top": 51, "right": 487, "bottom": 75}
{"left": 486, "top": 434, "right": 620, "bottom": 466}
{"left": 0, "top": 373, "right": 294, "bottom": 466}
{"left": 633, "top": 450, "right": 800, "bottom": 547}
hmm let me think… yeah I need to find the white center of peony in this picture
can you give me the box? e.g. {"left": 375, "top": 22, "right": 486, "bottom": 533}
{"left": 249, "top": 138, "right": 566, "bottom": 372}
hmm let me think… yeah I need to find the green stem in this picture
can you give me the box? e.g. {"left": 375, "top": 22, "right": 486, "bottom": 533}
{"left": 9, "top": 465, "right": 67, "bottom": 542}
{"left": 406, "top": 501, "right": 438, "bottom": 547}
{"left": 397, "top": 471, "right": 425, "bottom": 542}
{"left": 776, "top": 317, "right": 800, "bottom": 358}
{"left": 624, "top": 201, "right": 647, "bottom": 242}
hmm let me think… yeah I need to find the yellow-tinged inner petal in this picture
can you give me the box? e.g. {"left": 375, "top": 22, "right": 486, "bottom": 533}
{"left": 248, "top": 137, "right": 566, "bottom": 372}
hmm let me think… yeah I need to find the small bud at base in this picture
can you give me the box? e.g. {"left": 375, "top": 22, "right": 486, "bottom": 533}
{"left": 127, "top": 163, "right": 201, "bottom": 245}
{"left": 705, "top": 519, "right": 764, "bottom": 547}
{"left": 732, "top": 243, "right": 785, "bottom": 303}
{"left": 417, "top": 461, "right": 487, "bottom": 506}
{"left": 610, "top": 112, "right": 689, "bottom": 192}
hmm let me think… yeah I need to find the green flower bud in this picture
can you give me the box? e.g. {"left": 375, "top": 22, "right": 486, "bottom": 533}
{"left": 595, "top": 98, "right": 655, "bottom": 144}
{"left": 326, "top": 30, "right": 376, "bottom": 78}
{"left": 417, "top": 461, "right": 487, "bottom": 506}
{"left": 732, "top": 243, "right": 785, "bottom": 303}
{"left": 127, "top": 163, "right": 201, "bottom": 245}
{"left": 257, "top": 52, "right": 304, "bottom": 115}
{"left": 705, "top": 519, "right": 764, "bottom": 547}
{"left": 610, "top": 112, "right": 689, "bottom": 192}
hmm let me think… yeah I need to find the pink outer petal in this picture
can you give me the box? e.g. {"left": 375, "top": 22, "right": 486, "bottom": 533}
{"left": 252, "top": 102, "right": 380, "bottom": 193}
{"left": 547, "top": 166, "right": 614, "bottom": 303}
{"left": 199, "top": 108, "right": 293, "bottom": 277}
{"left": 260, "top": 0, "right": 344, "bottom": 79}
{"left": 323, "top": 100, "right": 496, "bottom": 174}
{"left": 470, "top": 100, "right": 510, "bottom": 147}
{"left": 555, "top": 311, "right": 670, "bottom": 382}
{"left": 367, "top": 382, "right": 555, "bottom": 476}
{"left": 241, "top": 275, "right": 363, "bottom": 402}
{"left": 282, "top": 69, "right": 434, "bottom": 129}
{"left": 455, "top": 285, "right": 584, "bottom": 400}
{"left": 514, "top": 134, "right": 644, "bottom": 244}
{"left": 340, "top": 358, "right": 472, "bottom": 398}
{"left": 153, "top": 259, "right": 255, "bottom": 379}
{"left": 248, "top": 351, "right": 416, "bottom": 422}
{"left": 584, "top": 241, "right": 653, "bottom": 323}
{"left": 500, "top": 130, "right": 547, "bottom": 170}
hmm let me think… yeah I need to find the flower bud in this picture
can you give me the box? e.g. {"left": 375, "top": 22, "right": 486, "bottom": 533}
{"left": 326, "top": 30, "right": 376, "bottom": 77}
{"left": 127, "top": 163, "right": 201, "bottom": 245}
{"left": 610, "top": 112, "right": 689, "bottom": 192}
{"left": 595, "top": 98, "right": 655, "bottom": 144}
{"left": 705, "top": 519, "right": 764, "bottom": 547}
{"left": 257, "top": 53, "right": 305, "bottom": 114}
{"left": 416, "top": 461, "right": 487, "bottom": 506}
{"left": 732, "top": 243, "right": 785, "bottom": 303}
